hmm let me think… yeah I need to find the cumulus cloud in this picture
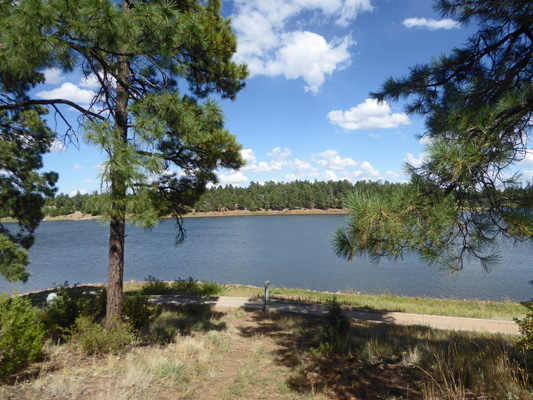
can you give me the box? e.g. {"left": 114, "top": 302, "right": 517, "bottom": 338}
{"left": 43, "top": 68, "right": 64, "bottom": 85}
{"left": 312, "top": 150, "right": 360, "bottom": 170}
{"left": 218, "top": 171, "right": 249, "bottom": 186}
{"left": 241, "top": 147, "right": 292, "bottom": 173}
{"left": 231, "top": 0, "right": 372, "bottom": 93}
{"left": 402, "top": 17, "right": 459, "bottom": 30}
{"left": 292, "top": 158, "right": 318, "bottom": 175}
{"left": 70, "top": 190, "right": 87, "bottom": 195}
{"left": 36, "top": 82, "right": 96, "bottom": 105}
{"left": 322, "top": 169, "right": 339, "bottom": 181}
{"left": 327, "top": 99, "right": 411, "bottom": 131}
{"left": 267, "top": 146, "right": 292, "bottom": 169}
{"left": 264, "top": 32, "right": 353, "bottom": 93}
{"left": 73, "top": 163, "right": 84, "bottom": 170}
{"left": 342, "top": 161, "right": 381, "bottom": 181}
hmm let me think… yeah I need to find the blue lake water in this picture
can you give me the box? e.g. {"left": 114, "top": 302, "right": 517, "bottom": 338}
{"left": 1, "top": 215, "right": 532, "bottom": 301}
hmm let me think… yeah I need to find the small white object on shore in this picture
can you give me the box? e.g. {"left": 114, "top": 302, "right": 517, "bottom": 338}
{"left": 46, "top": 292, "right": 58, "bottom": 305}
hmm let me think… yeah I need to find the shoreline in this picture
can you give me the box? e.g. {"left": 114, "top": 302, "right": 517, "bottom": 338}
{"left": 2, "top": 208, "right": 348, "bottom": 223}
{"left": 15, "top": 280, "right": 523, "bottom": 307}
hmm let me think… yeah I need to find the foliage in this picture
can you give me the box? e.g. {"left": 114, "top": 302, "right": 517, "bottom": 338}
{"left": 123, "top": 292, "right": 156, "bottom": 331}
{"left": 316, "top": 299, "right": 350, "bottom": 355}
{"left": 334, "top": 0, "right": 533, "bottom": 271}
{"left": 39, "top": 286, "right": 106, "bottom": 339}
{"left": 0, "top": 293, "right": 44, "bottom": 379}
{"left": 0, "top": 0, "right": 247, "bottom": 322}
{"left": 71, "top": 316, "right": 134, "bottom": 355}
{"left": 515, "top": 301, "right": 533, "bottom": 352}
{"left": 171, "top": 277, "right": 226, "bottom": 297}
{"left": 140, "top": 276, "right": 171, "bottom": 295}
{"left": 140, "top": 276, "right": 225, "bottom": 297}
{"left": 0, "top": 105, "right": 57, "bottom": 282}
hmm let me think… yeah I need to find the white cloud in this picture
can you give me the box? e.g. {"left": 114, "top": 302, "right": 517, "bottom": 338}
{"left": 43, "top": 68, "right": 64, "bottom": 85}
{"left": 36, "top": 82, "right": 96, "bottom": 105}
{"left": 73, "top": 163, "right": 84, "bottom": 170}
{"left": 369, "top": 133, "right": 382, "bottom": 139}
{"left": 267, "top": 146, "right": 292, "bottom": 169}
{"left": 327, "top": 98, "right": 411, "bottom": 131}
{"left": 84, "top": 179, "right": 92, "bottom": 184}
{"left": 384, "top": 170, "right": 399, "bottom": 179}
{"left": 49, "top": 139, "right": 65, "bottom": 152}
{"left": 342, "top": 161, "right": 381, "bottom": 181}
{"left": 292, "top": 158, "right": 318, "bottom": 175}
{"left": 70, "top": 190, "right": 87, "bottom": 195}
{"left": 322, "top": 169, "right": 339, "bottom": 181}
{"left": 521, "top": 170, "right": 533, "bottom": 182}
{"left": 402, "top": 17, "right": 459, "bottom": 30}
{"left": 218, "top": 171, "right": 249, "bottom": 186}
{"left": 337, "top": 0, "right": 374, "bottom": 26}
{"left": 241, "top": 147, "right": 292, "bottom": 173}
{"left": 404, "top": 152, "right": 426, "bottom": 168}
{"left": 231, "top": 0, "right": 371, "bottom": 93}
{"left": 312, "top": 150, "right": 360, "bottom": 170}
{"left": 518, "top": 150, "right": 533, "bottom": 166}
{"left": 265, "top": 31, "right": 353, "bottom": 94}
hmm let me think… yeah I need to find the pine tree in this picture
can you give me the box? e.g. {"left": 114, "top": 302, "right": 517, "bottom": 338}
{"left": 333, "top": 0, "right": 533, "bottom": 271}
{"left": 0, "top": 0, "right": 247, "bottom": 323}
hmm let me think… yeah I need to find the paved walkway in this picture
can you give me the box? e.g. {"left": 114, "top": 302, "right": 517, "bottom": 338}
{"left": 150, "top": 295, "right": 520, "bottom": 335}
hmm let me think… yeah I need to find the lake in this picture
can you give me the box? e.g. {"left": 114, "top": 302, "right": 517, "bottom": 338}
{"left": 1, "top": 215, "right": 532, "bottom": 301}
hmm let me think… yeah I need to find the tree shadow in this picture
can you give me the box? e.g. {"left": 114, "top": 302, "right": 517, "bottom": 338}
{"left": 237, "top": 309, "right": 530, "bottom": 400}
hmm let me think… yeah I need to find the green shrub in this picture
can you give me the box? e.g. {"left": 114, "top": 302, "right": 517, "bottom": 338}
{"left": 171, "top": 277, "right": 225, "bottom": 297}
{"left": 324, "top": 298, "right": 350, "bottom": 340}
{"left": 0, "top": 293, "right": 44, "bottom": 379}
{"left": 123, "top": 293, "right": 156, "bottom": 331}
{"left": 39, "top": 286, "right": 106, "bottom": 339}
{"left": 516, "top": 301, "right": 533, "bottom": 352}
{"left": 141, "top": 276, "right": 170, "bottom": 295}
{"left": 71, "top": 316, "right": 134, "bottom": 355}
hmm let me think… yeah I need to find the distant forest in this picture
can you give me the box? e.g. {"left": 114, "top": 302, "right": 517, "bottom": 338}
{"left": 4, "top": 178, "right": 528, "bottom": 219}
{"left": 41, "top": 180, "right": 403, "bottom": 217}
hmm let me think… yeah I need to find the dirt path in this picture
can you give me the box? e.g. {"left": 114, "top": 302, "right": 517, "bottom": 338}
{"left": 150, "top": 295, "right": 520, "bottom": 335}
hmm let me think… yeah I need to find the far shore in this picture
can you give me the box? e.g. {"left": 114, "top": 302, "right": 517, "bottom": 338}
{"left": 2, "top": 208, "right": 348, "bottom": 223}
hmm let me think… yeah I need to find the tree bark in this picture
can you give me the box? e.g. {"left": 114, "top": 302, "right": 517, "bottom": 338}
{"left": 106, "top": 0, "right": 131, "bottom": 328}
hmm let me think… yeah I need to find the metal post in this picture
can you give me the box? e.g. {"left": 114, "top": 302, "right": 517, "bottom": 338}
{"left": 264, "top": 281, "right": 270, "bottom": 313}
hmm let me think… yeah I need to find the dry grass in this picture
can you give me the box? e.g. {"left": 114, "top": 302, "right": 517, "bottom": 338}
{"left": 1, "top": 304, "right": 532, "bottom": 400}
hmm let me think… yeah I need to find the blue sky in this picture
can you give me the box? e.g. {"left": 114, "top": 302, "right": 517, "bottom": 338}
{"left": 37, "top": 0, "right": 533, "bottom": 195}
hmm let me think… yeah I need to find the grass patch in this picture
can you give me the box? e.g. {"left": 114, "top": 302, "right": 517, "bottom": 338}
{"left": 221, "top": 285, "right": 525, "bottom": 320}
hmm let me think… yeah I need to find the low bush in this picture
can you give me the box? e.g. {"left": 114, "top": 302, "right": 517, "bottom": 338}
{"left": 171, "top": 277, "right": 225, "bottom": 297}
{"left": 123, "top": 292, "right": 156, "bottom": 331}
{"left": 323, "top": 298, "right": 350, "bottom": 340}
{"left": 0, "top": 293, "right": 44, "bottom": 379}
{"left": 38, "top": 286, "right": 106, "bottom": 340}
{"left": 71, "top": 316, "right": 134, "bottom": 355}
{"left": 140, "top": 276, "right": 170, "bottom": 295}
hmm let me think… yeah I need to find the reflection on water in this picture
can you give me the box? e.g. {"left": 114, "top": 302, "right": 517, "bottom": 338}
{"left": 1, "top": 215, "right": 532, "bottom": 301}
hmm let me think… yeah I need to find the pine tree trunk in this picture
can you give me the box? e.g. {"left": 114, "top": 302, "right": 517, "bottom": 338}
{"left": 106, "top": 0, "right": 130, "bottom": 327}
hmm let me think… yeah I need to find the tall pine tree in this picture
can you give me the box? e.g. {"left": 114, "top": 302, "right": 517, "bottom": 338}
{"left": 0, "top": 0, "right": 247, "bottom": 323}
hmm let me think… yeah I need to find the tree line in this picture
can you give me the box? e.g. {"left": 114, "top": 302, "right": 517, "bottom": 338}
{"left": 35, "top": 179, "right": 406, "bottom": 216}
{"left": 14, "top": 178, "right": 531, "bottom": 218}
